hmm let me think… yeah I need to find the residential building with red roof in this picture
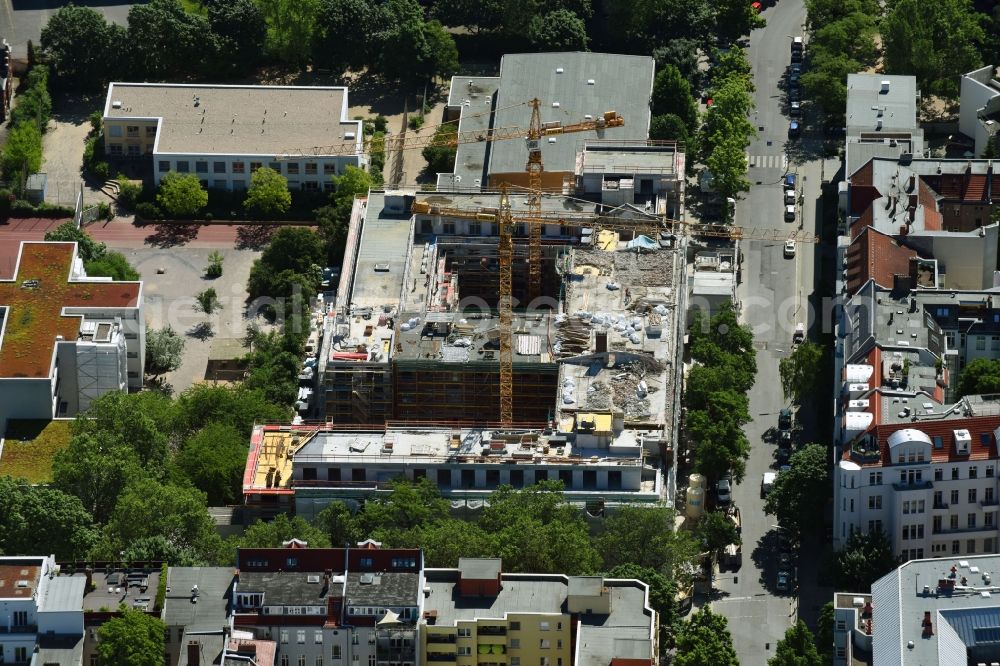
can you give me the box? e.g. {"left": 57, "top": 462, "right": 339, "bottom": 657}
{"left": 0, "top": 241, "right": 144, "bottom": 433}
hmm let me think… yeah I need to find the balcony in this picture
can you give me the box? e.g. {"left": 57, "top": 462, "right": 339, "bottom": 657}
{"left": 0, "top": 624, "right": 37, "bottom": 634}
{"left": 427, "top": 654, "right": 457, "bottom": 662}
{"left": 427, "top": 634, "right": 457, "bottom": 644}
{"left": 982, "top": 498, "right": 1000, "bottom": 508}
{"left": 892, "top": 480, "right": 933, "bottom": 491}
{"left": 477, "top": 626, "right": 507, "bottom": 637}
{"left": 932, "top": 524, "right": 996, "bottom": 535}
{"left": 933, "top": 501, "right": 950, "bottom": 510}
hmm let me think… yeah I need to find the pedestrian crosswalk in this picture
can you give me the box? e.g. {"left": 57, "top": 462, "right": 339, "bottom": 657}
{"left": 747, "top": 153, "right": 788, "bottom": 170}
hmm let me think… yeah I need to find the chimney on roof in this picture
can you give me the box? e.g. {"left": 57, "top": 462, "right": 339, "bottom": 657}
{"left": 187, "top": 641, "right": 201, "bottom": 666}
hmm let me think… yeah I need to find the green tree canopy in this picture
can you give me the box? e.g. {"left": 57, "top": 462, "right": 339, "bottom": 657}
{"left": 401, "top": 519, "right": 498, "bottom": 567}
{"left": 714, "top": 0, "right": 766, "bottom": 45}
{"left": 244, "top": 166, "right": 292, "bottom": 216}
{"left": 126, "top": 0, "right": 216, "bottom": 79}
{"left": 247, "top": 226, "right": 326, "bottom": 300}
{"left": 882, "top": 0, "right": 984, "bottom": 97}
{"left": 816, "top": 602, "right": 835, "bottom": 664}
{"left": 84, "top": 250, "right": 141, "bottom": 281}
{"left": 422, "top": 123, "right": 459, "bottom": 175}
{"left": 176, "top": 423, "right": 248, "bottom": 505}
{"left": 779, "top": 342, "right": 825, "bottom": 404}
{"left": 314, "top": 501, "right": 363, "bottom": 547}
{"left": 763, "top": 444, "right": 829, "bottom": 538}
{"left": 101, "top": 479, "right": 221, "bottom": 562}
{"left": 769, "top": 620, "right": 823, "bottom": 666}
{"left": 596, "top": 505, "right": 701, "bottom": 581}
{"left": 0, "top": 478, "right": 98, "bottom": 560}
{"left": 2, "top": 122, "right": 43, "bottom": 181}
{"left": 652, "top": 65, "right": 699, "bottom": 131}
{"left": 145, "top": 325, "right": 185, "bottom": 378}
{"left": 674, "top": 606, "right": 739, "bottom": 666}
{"left": 314, "top": 0, "right": 379, "bottom": 72}
{"left": 833, "top": 529, "right": 901, "bottom": 591}
{"left": 957, "top": 358, "right": 1000, "bottom": 397}
{"left": 53, "top": 433, "right": 148, "bottom": 523}
{"left": 357, "top": 478, "right": 450, "bottom": 534}
{"left": 527, "top": 9, "right": 589, "bottom": 52}
{"left": 240, "top": 513, "right": 333, "bottom": 548}
{"left": 377, "top": 5, "right": 460, "bottom": 82}
{"left": 258, "top": 0, "right": 321, "bottom": 65}
{"left": 173, "top": 384, "right": 287, "bottom": 437}
{"left": 604, "top": 0, "right": 715, "bottom": 56}
{"left": 97, "top": 607, "right": 166, "bottom": 666}
{"left": 44, "top": 222, "right": 107, "bottom": 262}
{"left": 40, "top": 5, "right": 122, "bottom": 91}
{"left": 697, "top": 510, "right": 741, "bottom": 552}
{"left": 157, "top": 172, "right": 208, "bottom": 217}
{"left": 204, "top": 0, "right": 266, "bottom": 74}
{"left": 649, "top": 114, "right": 689, "bottom": 144}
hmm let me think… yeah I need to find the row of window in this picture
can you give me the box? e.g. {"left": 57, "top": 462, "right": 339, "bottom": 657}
{"left": 108, "top": 125, "right": 156, "bottom": 138}
{"left": 172, "top": 177, "right": 331, "bottom": 192}
{"left": 158, "top": 160, "right": 337, "bottom": 176}
{"left": 932, "top": 512, "right": 996, "bottom": 531}
{"left": 418, "top": 219, "right": 576, "bottom": 237}
{"left": 933, "top": 487, "right": 996, "bottom": 506}
{"left": 866, "top": 465, "right": 997, "bottom": 486}
{"left": 930, "top": 538, "right": 997, "bottom": 554}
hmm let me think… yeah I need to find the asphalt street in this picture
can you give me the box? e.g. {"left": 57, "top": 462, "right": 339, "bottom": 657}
{"left": 706, "top": 0, "right": 834, "bottom": 661}
{"left": 0, "top": 0, "right": 140, "bottom": 57}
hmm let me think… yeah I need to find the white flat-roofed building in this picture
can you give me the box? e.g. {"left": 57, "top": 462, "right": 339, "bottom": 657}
{"left": 102, "top": 83, "right": 364, "bottom": 192}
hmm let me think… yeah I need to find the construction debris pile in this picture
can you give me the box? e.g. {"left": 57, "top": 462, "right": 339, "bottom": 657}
{"left": 572, "top": 248, "right": 675, "bottom": 288}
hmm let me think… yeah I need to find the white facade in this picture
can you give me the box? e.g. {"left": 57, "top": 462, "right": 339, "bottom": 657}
{"left": 959, "top": 65, "right": 1000, "bottom": 156}
{"left": 151, "top": 154, "right": 358, "bottom": 192}
{"left": 0, "top": 555, "right": 83, "bottom": 665}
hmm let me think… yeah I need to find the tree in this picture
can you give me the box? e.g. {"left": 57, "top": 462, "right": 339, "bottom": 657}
{"left": 176, "top": 424, "right": 247, "bottom": 505}
{"left": 421, "top": 20, "right": 461, "bottom": 80}
{"left": 714, "top": 0, "right": 766, "bottom": 45}
{"left": 882, "top": 0, "right": 984, "bottom": 97}
{"left": 596, "top": 505, "right": 701, "bottom": 580}
{"left": 764, "top": 444, "right": 829, "bottom": 537}
{"left": 433, "top": 0, "right": 505, "bottom": 32}
{"left": 121, "top": 535, "right": 204, "bottom": 567}
{"left": 332, "top": 164, "right": 373, "bottom": 205}
{"left": 356, "top": 478, "right": 450, "bottom": 534}
{"left": 196, "top": 287, "right": 220, "bottom": 314}
{"left": 650, "top": 114, "right": 689, "bottom": 143}
{"left": 206, "top": 250, "right": 224, "bottom": 278}
{"left": 402, "top": 520, "right": 497, "bottom": 567}
{"left": 44, "top": 222, "right": 108, "bottom": 262}
{"left": 674, "top": 607, "right": 739, "bottom": 666}
{"left": 957, "top": 358, "right": 1000, "bottom": 397}
{"left": 247, "top": 226, "right": 326, "bottom": 299}
{"left": 204, "top": 0, "right": 266, "bottom": 74}
{"left": 687, "top": 407, "right": 751, "bottom": 481}
{"left": 527, "top": 10, "right": 589, "bottom": 51}
{"left": 705, "top": 134, "right": 751, "bottom": 199}
{"left": 422, "top": 123, "right": 459, "bottom": 174}
{"left": 102, "top": 479, "right": 220, "bottom": 560}
{"left": 603, "top": 0, "right": 715, "bottom": 57}
{"left": 816, "top": 602, "right": 835, "bottom": 664}
{"left": 97, "top": 607, "right": 166, "bottom": 666}
{"left": 145, "top": 325, "right": 185, "bottom": 377}
{"left": 126, "top": 0, "right": 216, "bottom": 79}
{"left": 157, "top": 172, "right": 208, "bottom": 217}
{"left": 84, "top": 251, "right": 141, "bottom": 281}
{"left": 40, "top": 5, "right": 121, "bottom": 91}
{"left": 314, "top": 0, "right": 378, "bottom": 72}
{"left": 9, "top": 66, "right": 52, "bottom": 132}
{"left": 244, "top": 166, "right": 292, "bottom": 217}
{"left": 697, "top": 510, "right": 741, "bottom": 552}
{"left": 689, "top": 302, "right": 756, "bottom": 382}
{"left": 0, "top": 478, "right": 98, "bottom": 561}
{"left": 314, "top": 501, "right": 363, "bottom": 547}
{"left": 258, "top": 0, "right": 321, "bottom": 65}
{"left": 243, "top": 329, "right": 306, "bottom": 406}
{"left": 2, "top": 122, "right": 43, "bottom": 182}
{"left": 833, "top": 529, "right": 901, "bottom": 591}
{"left": 652, "top": 64, "right": 699, "bottom": 131}
{"left": 53, "top": 433, "right": 148, "bottom": 523}
{"left": 805, "top": 0, "right": 880, "bottom": 31}
{"left": 240, "top": 513, "right": 332, "bottom": 548}
{"left": 173, "top": 384, "right": 287, "bottom": 438}
{"left": 779, "top": 342, "right": 824, "bottom": 404}
{"left": 769, "top": 620, "right": 823, "bottom": 666}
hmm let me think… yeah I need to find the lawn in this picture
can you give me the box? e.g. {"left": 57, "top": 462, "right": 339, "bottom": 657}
{"left": 0, "top": 419, "right": 73, "bottom": 483}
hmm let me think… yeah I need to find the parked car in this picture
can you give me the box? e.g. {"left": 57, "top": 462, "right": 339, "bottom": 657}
{"left": 783, "top": 239, "right": 796, "bottom": 257}
{"left": 779, "top": 429, "right": 793, "bottom": 448}
{"left": 761, "top": 472, "right": 777, "bottom": 497}
{"left": 776, "top": 569, "right": 791, "bottom": 592}
{"left": 717, "top": 477, "right": 733, "bottom": 506}
{"left": 787, "top": 71, "right": 800, "bottom": 86}
{"left": 790, "top": 101, "right": 801, "bottom": 116}
{"left": 785, "top": 204, "right": 796, "bottom": 221}
{"left": 778, "top": 408, "right": 792, "bottom": 430}
{"left": 784, "top": 189, "right": 796, "bottom": 204}
{"left": 776, "top": 446, "right": 791, "bottom": 464}
{"left": 789, "top": 120, "right": 800, "bottom": 137}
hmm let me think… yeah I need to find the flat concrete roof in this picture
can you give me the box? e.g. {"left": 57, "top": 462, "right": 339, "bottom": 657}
{"left": 350, "top": 191, "right": 414, "bottom": 310}
{"left": 487, "top": 53, "right": 654, "bottom": 177}
{"left": 846, "top": 74, "right": 918, "bottom": 135}
{"left": 448, "top": 76, "right": 501, "bottom": 187}
{"left": 104, "top": 83, "right": 362, "bottom": 156}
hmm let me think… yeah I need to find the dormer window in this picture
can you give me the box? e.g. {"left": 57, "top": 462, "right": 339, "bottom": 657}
{"left": 954, "top": 429, "right": 971, "bottom": 456}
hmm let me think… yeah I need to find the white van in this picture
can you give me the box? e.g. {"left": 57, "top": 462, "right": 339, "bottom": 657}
{"left": 761, "top": 472, "right": 777, "bottom": 497}
{"left": 784, "top": 189, "right": 796, "bottom": 204}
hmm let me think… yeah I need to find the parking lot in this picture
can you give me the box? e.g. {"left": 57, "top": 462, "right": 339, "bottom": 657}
{"left": 1, "top": 1, "right": 140, "bottom": 57}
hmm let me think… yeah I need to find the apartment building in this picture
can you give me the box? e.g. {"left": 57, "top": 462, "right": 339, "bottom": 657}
{"left": 0, "top": 242, "right": 144, "bottom": 434}
{"left": 231, "top": 542, "right": 423, "bottom": 666}
{"left": 102, "top": 83, "right": 363, "bottom": 192}
{"left": 243, "top": 421, "right": 663, "bottom": 520}
{"left": 0, "top": 555, "right": 85, "bottom": 666}
{"left": 835, "top": 554, "right": 1000, "bottom": 665}
{"left": 422, "top": 558, "right": 657, "bottom": 666}
{"left": 843, "top": 74, "right": 924, "bottom": 185}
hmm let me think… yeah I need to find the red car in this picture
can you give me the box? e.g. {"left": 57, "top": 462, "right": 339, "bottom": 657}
{"left": 751, "top": 1, "right": 762, "bottom": 11}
